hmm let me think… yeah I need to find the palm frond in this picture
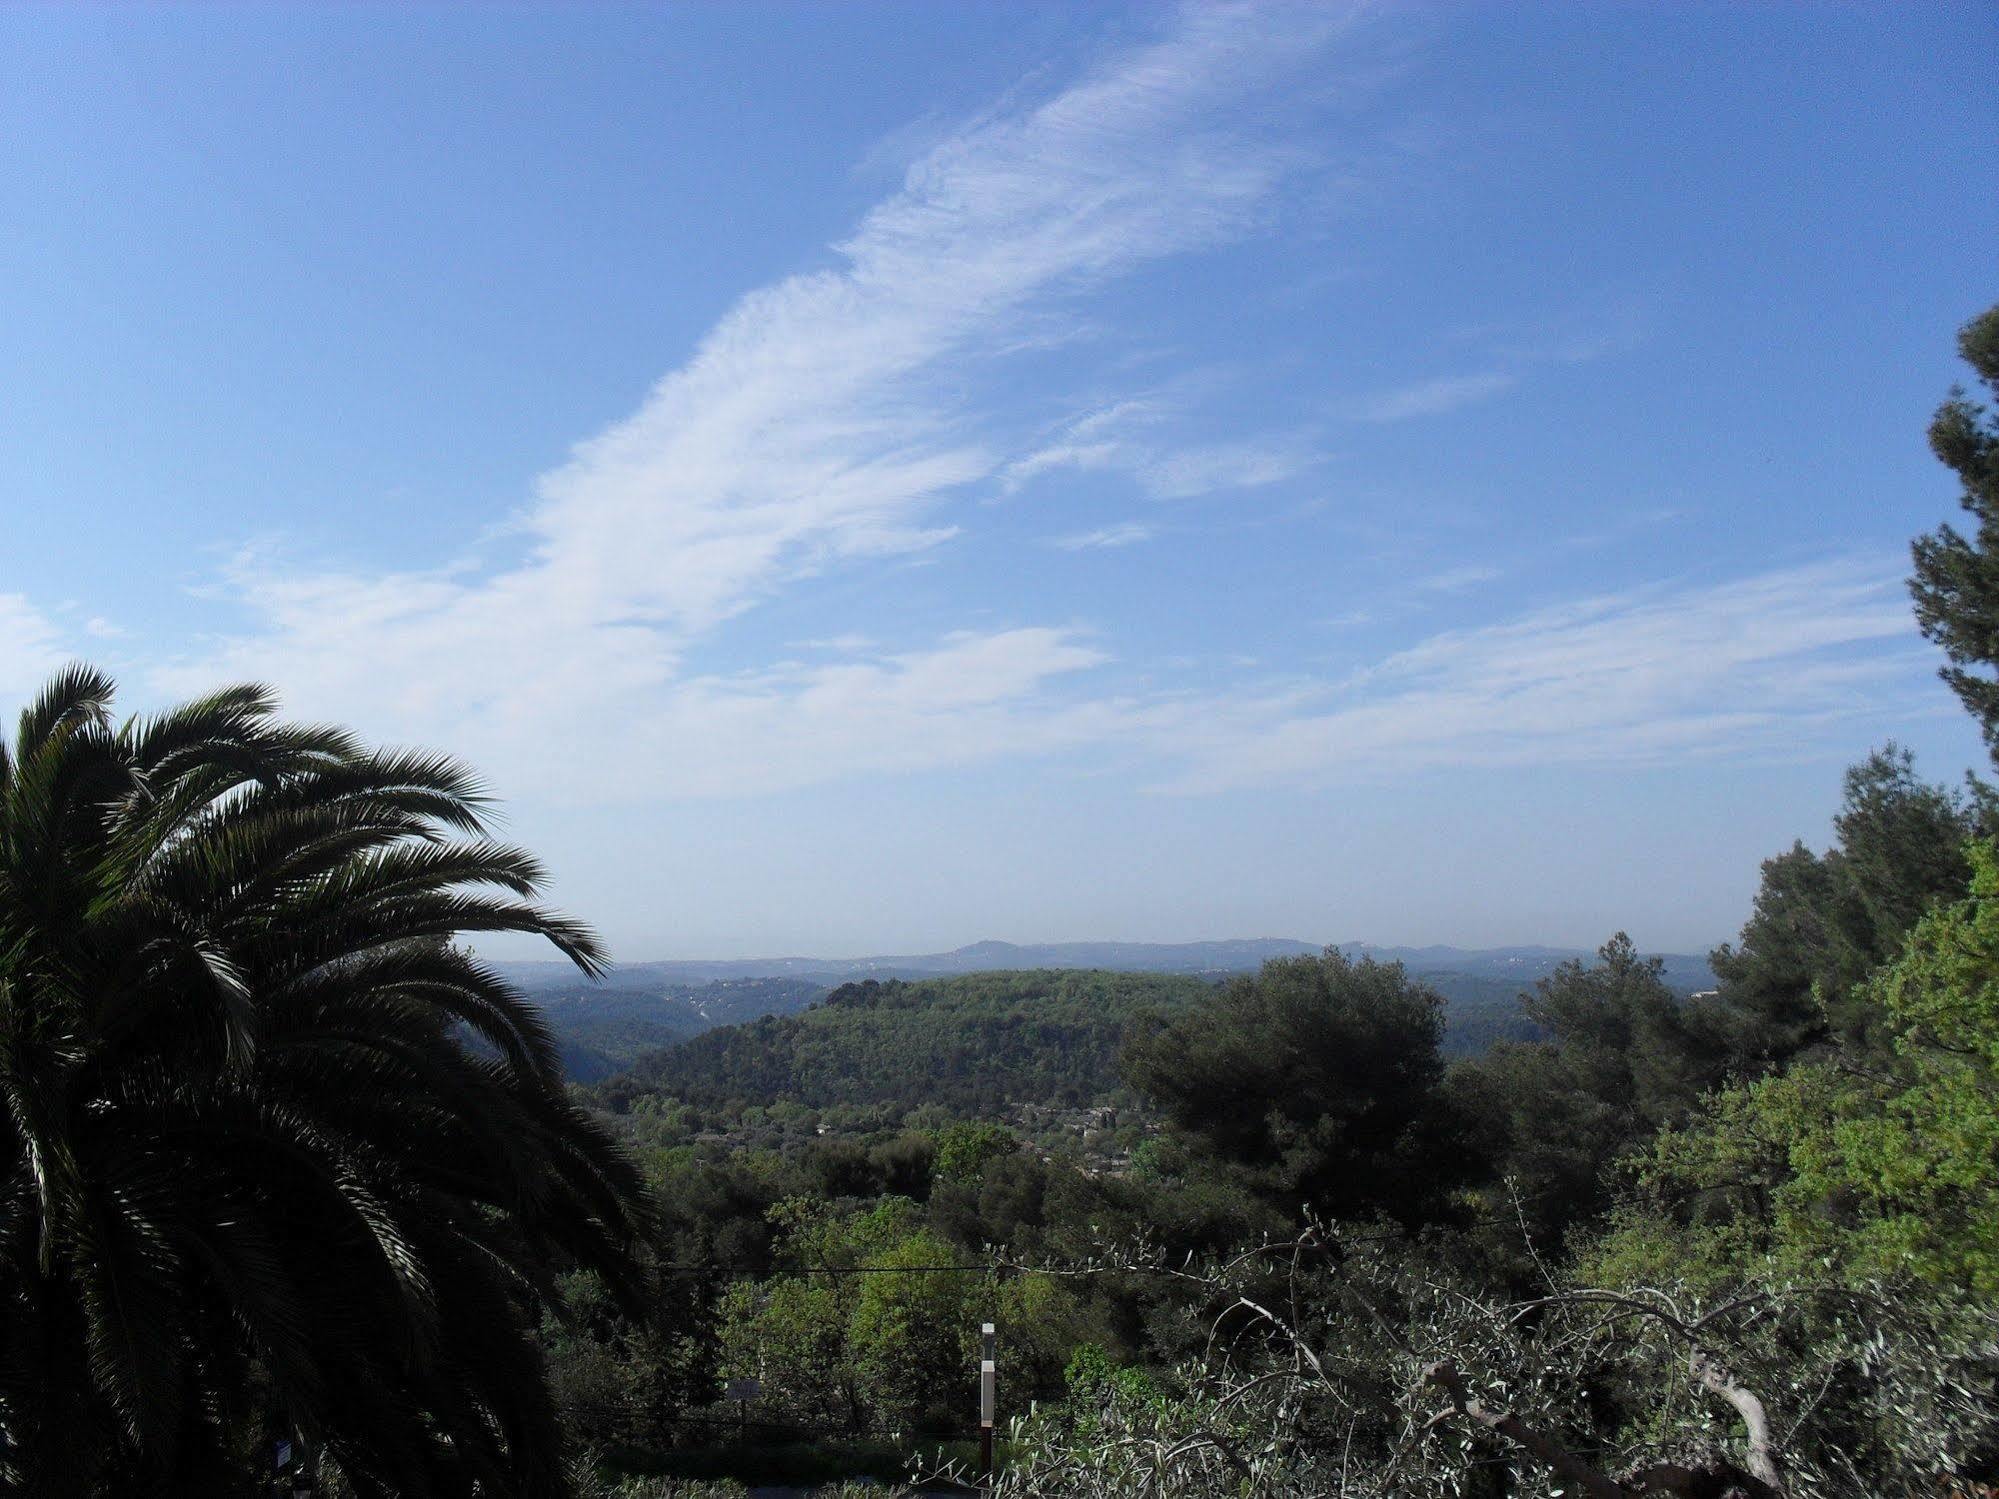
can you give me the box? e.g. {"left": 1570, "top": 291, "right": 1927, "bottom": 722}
{"left": 0, "top": 666, "right": 640, "bottom": 1496}
{"left": 14, "top": 663, "right": 115, "bottom": 760}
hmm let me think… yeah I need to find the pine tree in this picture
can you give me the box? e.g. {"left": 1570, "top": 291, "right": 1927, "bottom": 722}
{"left": 1911, "top": 303, "right": 1999, "bottom": 754}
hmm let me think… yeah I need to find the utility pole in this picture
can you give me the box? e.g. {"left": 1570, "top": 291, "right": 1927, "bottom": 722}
{"left": 979, "top": 1321, "right": 996, "bottom": 1483}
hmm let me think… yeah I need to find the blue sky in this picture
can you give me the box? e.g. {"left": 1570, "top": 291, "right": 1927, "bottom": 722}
{"left": 3, "top": 2, "right": 1995, "bottom": 958}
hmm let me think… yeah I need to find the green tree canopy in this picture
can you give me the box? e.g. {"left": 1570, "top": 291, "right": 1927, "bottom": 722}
{"left": 0, "top": 668, "right": 649, "bottom": 1496}
{"left": 1120, "top": 950, "right": 1471, "bottom": 1227}
{"left": 1708, "top": 745, "right": 1979, "bottom": 1066}
{"left": 1598, "top": 837, "right": 1999, "bottom": 1299}
{"left": 1455, "top": 934, "right": 1731, "bottom": 1249}
{"left": 931, "top": 1120, "right": 1020, "bottom": 1185}
{"left": 1911, "top": 302, "right": 1999, "bottom": 756}
{"left": 716, "top": 1196, "right": 1097, "bottom": 1437}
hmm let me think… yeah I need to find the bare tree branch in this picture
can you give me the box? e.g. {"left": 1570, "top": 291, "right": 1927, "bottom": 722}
{"left": 1692, "top": 1350, "right": 1786, "bottom": 1497}
{"left": 1422, "top": 1359, "right": 1630, "bottom": 1499}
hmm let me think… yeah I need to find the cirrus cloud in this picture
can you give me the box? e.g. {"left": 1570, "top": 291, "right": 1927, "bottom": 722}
{"left": 151, "top": 2, "right": 1367, "bottom": 799}
{"left": 1157, "top": 558, "right": 1929, "bottom": 792}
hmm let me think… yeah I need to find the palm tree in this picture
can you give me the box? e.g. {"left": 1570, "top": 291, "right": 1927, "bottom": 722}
{"left": 0, "top": 667, "right": 651, "bottom": 1497}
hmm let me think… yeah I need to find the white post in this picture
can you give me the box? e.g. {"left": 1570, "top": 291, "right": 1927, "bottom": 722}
{"left": 979, "top": 1321, "right": 997, "bottom": 1478}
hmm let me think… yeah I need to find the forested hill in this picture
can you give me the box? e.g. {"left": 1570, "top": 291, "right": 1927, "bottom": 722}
{"left": 508, "top": 941, "right": 1716, "bottom": 1082}
{"left": 589, "top": 965, "right": 1558, "bottom": 1117}
{"left": 501, "top": 975, "right": 827, "bottom": 1082}
{"left": 592, "top": 969, "right": 1216, "bottom": 1117}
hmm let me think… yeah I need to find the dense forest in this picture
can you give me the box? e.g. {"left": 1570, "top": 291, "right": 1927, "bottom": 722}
{"left": 594, "top": 970, "right": 1219, "bottom": 1117}
{"left": 551, "top": 960, "right": 1571, "bottom": 1102}
{"left": 583, "top": 964, "right": 1571, "bottom": 1144}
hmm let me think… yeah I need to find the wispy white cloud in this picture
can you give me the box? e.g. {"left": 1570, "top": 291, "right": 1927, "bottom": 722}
{"left": 1416, "top": 563, "right": 1501, "bottom": 592}
{"left": 157, "top": 3, "right": 1363, "bottom": 798}
{"left": 1003, "top": 396, "right": 1320, "bottom": 499}
{"left": 1157, "top": 559, "right": 1927, "bottom": 791}
{"left": 793, "top": 632, "right": 877, "bottom": 654}
{"left": 1351, "top": 298, "right": 1652, "bottom": 426}
{"left": 520, "top": 2, "right": 1354, "bottom": 639}
{"left": 1351, "top": 370, "right": 1516, "bottom": 423}
{"left": 1050, "top": 522, "right": 1155, "bottom": 551}
{"left": 1139, "top": 438, "right": 1318, "bottom": 499}
{"left": 614, "top": 628, "right": 1122, "bottom": 799}
{"left": 1002, "top": 436, "right": 1127, "bottom": 493}
{"left": 101, "top": 17, "right": 1926, "bottom": 819}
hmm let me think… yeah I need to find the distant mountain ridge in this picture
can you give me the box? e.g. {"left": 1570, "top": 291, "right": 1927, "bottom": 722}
{"left": 495, "top": 937, "right": 1716, "bottom": 990}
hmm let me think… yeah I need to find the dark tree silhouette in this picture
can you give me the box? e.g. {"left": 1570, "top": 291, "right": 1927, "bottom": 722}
{"left": 1911, "top": 302, "right": 1999, "bottom": 754}
{"left": 1121, "top": 949, "right": 1472, "bottom": 1228}
{"left": 0, "top": 667, "right": 649, "bottom": 1497}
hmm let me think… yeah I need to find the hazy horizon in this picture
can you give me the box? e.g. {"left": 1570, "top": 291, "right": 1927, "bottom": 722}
{"left": 495, "top": 934, "right": 1712, "bottom": 971}
{"left": 4, "top": 2, "right": 1994, "bottom": 959}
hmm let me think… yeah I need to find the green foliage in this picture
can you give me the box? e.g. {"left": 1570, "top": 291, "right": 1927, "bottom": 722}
{"left": 985, "top": 1362, "right": 1256, "bottom": 1496}
{"left": 513, "top": 977, "right": 827, "bottom": 1083}
{"left": 715, "top": 1196, "right": 1098, "bottom": 1439}
{"left": 596, "top": 965, "right": 1547, "bottom": 1140}
{"left": 1911, "top": 302, "right": 1999, "bottom": 757}
{"left": 568, "top": 1471, "right": 755, "bottom": 1499}
{"left": 925, "top": 1145, "right": 1129, "bottom": 1260}
{"left": 1599, "top": 838, "right": 1999, "bottom": 1298}
{"left": 596, "top": 969, "right": 1219, "bottom": 1118}
{"left": 0, "top": 669, "right": 649, "bottom": 1496}
{"left": 932, "top": 1120, "right": 1020, "bottom": 1184}
{"left": 979, "top": 1228, "right": 1998, "bottom": 1499}
{"left": 1455, "top": 934, "right": 1733, "bottom": 1247}
{"left": 1709, "top": 746, "right": 1979, "bottom": 1066}
{"left": 1122, "top": 949, "right": 1474, "bottom": 1227}
{"left": 1062, "top": 1344, "right": 1161, "bottom": 1406}
{"left": 1427, "top": 971, "right": 1547, "bottom": 1055}
{"left": 544, "top": 1271, "right": 701, "bottom": 1455}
